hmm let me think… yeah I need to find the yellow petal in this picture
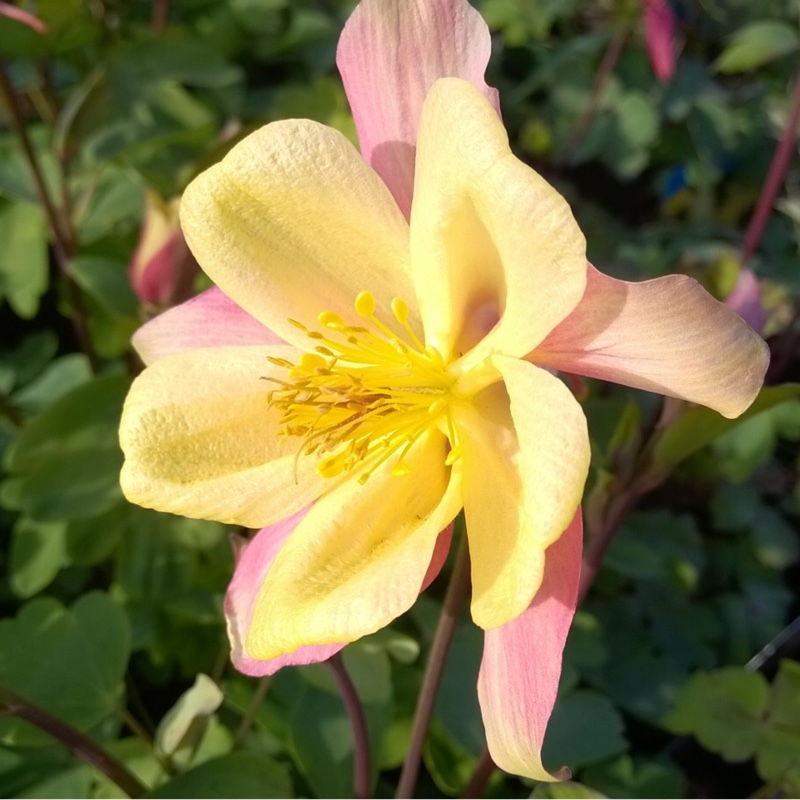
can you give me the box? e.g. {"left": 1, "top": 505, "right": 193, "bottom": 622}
{"left": 457, "top": 357, "right": 590, "bottom": 629}
{"left": 245, "top": 430, "right": 463, "bottom": 659}
{"left": 180, "top": 120, "right": 420, "bottom": 348}
{"left": 120, "top": 345, "right": 328, "bottom": 527}
{"left": 410, "top": 78, "right": 587, "bottom": 365}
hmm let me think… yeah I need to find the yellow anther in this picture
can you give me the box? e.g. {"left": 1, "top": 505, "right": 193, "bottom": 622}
{"left": 318, "top": 311, "right": 345, "bottom": 328}
{"left": 317, "top": 455, "right": 345, "bottom": 478}
{"left": 444, "top": 445, "right": 463, "bottom": 466}
{"left": 267, "top": 356, "right": 294, "bottom": 368}
{"left": 391, "top": 297, "right": 409, "bottom": 324}
{"left": 392, "top": 461, "right": 412, "bottom": 477}
{"left": 299, "top": 352, "right": 326, "bottom": 371}
{"left": 355, "top": 291, "right": 376, "bottom": 318}
{"left": 266, "top": 291, "right": 461, "bottom": 486}
{"left": 288, "top": 319, "right": 307, "bottom": 330}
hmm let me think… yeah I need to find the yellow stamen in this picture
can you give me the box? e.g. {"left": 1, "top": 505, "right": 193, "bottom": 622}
{"left": 265, "top": 293, "right": 464, "bottom": 482}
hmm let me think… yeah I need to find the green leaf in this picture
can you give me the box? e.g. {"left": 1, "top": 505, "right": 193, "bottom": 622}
{"left": 68, "top": 256, "right": 139, "bottom": 318}
{"left": 271, "top": 644, "right": 393, "bottom": 798}
{"left": 8, "top": 517, "right": 69, "bottom": 598}
{"left": 714, "top": 21, "right": 798, "bottom": 73}
{"left": 156, "top": 674, "right": 224, "bottom": 758}
{"left": 65, "top": 501, "right": 128, "bottom": 566}
{"left": 531, "top": 780, "right": 606, "bottom": 798}
{"left": 0, "top": 592, "right": 131, "bottom": 746}
{"left": 543, "top": 690, "right": 628, "bottom": 772}
{"left": 423, "top": 719, "right": 478, "bottom": 796}
{"left": 435, "top": 623, "right": 484, "bottom": 755}
{"left": 652, "top": 385, "right": 800, "bottom": 469}
{"left": 767, "top": 659, "right": 800, "bottom": 729}
{"left": 582, "top": 755, "right": 684, "bottom": 799}
{"left": 662, "top": 668, "right": 769, "bottom": 761}
{"left": 12, "top": 354, "right": 93, "bottom": 415}
{"left": 0, "top": 200, "right": 48, "bottom": 319}
{"left": 146, "top": 753, "right": 292, "bottom": 799}
{"left": 3, "top": 374, "right": 130, "bottom": 520}
{"left": 756, "top": 726, "right": 800, "bottom": 784}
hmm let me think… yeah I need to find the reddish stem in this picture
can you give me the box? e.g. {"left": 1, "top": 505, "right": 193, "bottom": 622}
{"left": 741, "top": 70, "right": 800, "bottom": 265}
{"left": 328, "top": 655, "right": 371, "bottom": 800}
{"left": 396, "top": 535, "right": 471, "bottom": 799}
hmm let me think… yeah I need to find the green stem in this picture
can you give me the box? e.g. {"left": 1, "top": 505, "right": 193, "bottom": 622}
{"left": 233, "top": 676, "right": 271, "bottom": 747}
{"left": 396, "top": 534, "right": 471, "bottom": 799}
{"left": 328, "top": 654, "right": 371, "bottom": 800}
{"left": 0, "top": 60, "right": 98, "bottom": 372}
{"left": 0, "top": 684, "right": 146, "bottom": 798}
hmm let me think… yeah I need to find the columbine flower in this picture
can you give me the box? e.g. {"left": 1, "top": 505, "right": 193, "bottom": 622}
{"left": 119, "top": 0, "right": 768, "bottom": 781}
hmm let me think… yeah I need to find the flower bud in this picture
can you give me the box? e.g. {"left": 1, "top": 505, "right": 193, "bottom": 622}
{"left": 129, "top": 191, "right": 199, "bottom": 309}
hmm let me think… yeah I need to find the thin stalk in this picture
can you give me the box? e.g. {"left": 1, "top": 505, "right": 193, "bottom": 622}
{"left": 328, "top": 654, "right": 371, "bottom": 800}
{"left": 152, "top": 0, "right": 168, "bottom": 33}
{"left": 396, "top": 535, "right": 471, "bottom": 799}
{"left": 460, "top": 749, "right": 495, "bottom": 799}
{"left": 558, "top": 29, "right": 628, "bottom": 165}
{"left": 0, "top": 684, "right": 146, "bottom": 798}
{"left": 233, "top": 676, "right": 271, "bottom": 747}
{"left": 741, "top": 69, "right": 800, "bottom": 265}
{"left": 0, "top": 61, "right": 98, "bottom": 371}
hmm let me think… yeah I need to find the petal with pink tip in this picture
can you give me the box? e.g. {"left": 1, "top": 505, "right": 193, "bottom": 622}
{"left": 533, "top": 265, "right": 770, "bottom": 419}
{"left": 226, "top": 510, "right": 345, "bottom": 677}
{"left": 133, "top": 287, "right": 282, "bottom": 366}
{"left": 226, "top": 516, "right": 454, "bottom": 677}
{"left": 245, "top": 431, "right": 463, "bottom": 660}
{"left": 337, "top": 0, "right": 500, "bottom": 217}
{"left": 477, "top": 510, "right": 582, "bottom": 781}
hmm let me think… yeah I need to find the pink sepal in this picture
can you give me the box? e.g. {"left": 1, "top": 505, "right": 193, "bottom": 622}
{"left": 337, "top": 0, "right": 500, "bottom": 218}
{"left": 477, "top": 510, "right": 582, "bottom": 781}
{"left": 225, "top": 515, "right": 454, "bottom": 677}
{"left": 132, "top": 287, "right": 283, "bottom": 366}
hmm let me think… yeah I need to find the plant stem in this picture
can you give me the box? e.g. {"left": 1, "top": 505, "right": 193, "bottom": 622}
{"left": 0, "top": 684, "right": 146, "bottom": 798}
{"left": 152, "top": 0, "right": 168, "bottom": 33}
{"left": 0, "top": 60, "right": 98, "bottom": 372}
{"left": 233, "top": 676, "right": 271, "bottom": 747}
{"left": 558, "top": 29, "right": 628, "bottom": 165}
{"left": 396, "top": 535, "right": 471, "bottom": 799}
{"left": 328, "top": 654, "right": 371, "bottom": 800}
{"left": 460, "top": 749, "right": 495, "bottom": 799}
{"left": 741, "top": 69, "right": 800, "bottom": 265}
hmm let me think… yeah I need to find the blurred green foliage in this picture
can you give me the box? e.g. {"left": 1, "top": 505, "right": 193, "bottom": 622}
{"left": 1, "top": 0, "right": 800, "bottom": 797}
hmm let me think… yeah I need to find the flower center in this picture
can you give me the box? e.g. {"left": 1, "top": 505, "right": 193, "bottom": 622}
{"left": 265, "top": 291, "right": 462, "bottom": 484}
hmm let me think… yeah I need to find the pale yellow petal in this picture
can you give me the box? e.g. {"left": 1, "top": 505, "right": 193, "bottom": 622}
{"left": 410, "top": 78, "right": 586, "bottom": 365}
{"left": 457, "top": 357, "right": 590, "bottom": 629}
{"left": 180, "top": 120, "right": 420, "bottom": 348}
{"left": 119, "top": 345, "right": 328, "bottom": 527}
{"left": 245, "top": 431, "right": 463, "bottom": 659}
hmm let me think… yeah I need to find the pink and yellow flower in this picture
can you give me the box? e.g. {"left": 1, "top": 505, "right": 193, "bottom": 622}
{"left": 118, "top": 0, "right": 768, "bottom": 781}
